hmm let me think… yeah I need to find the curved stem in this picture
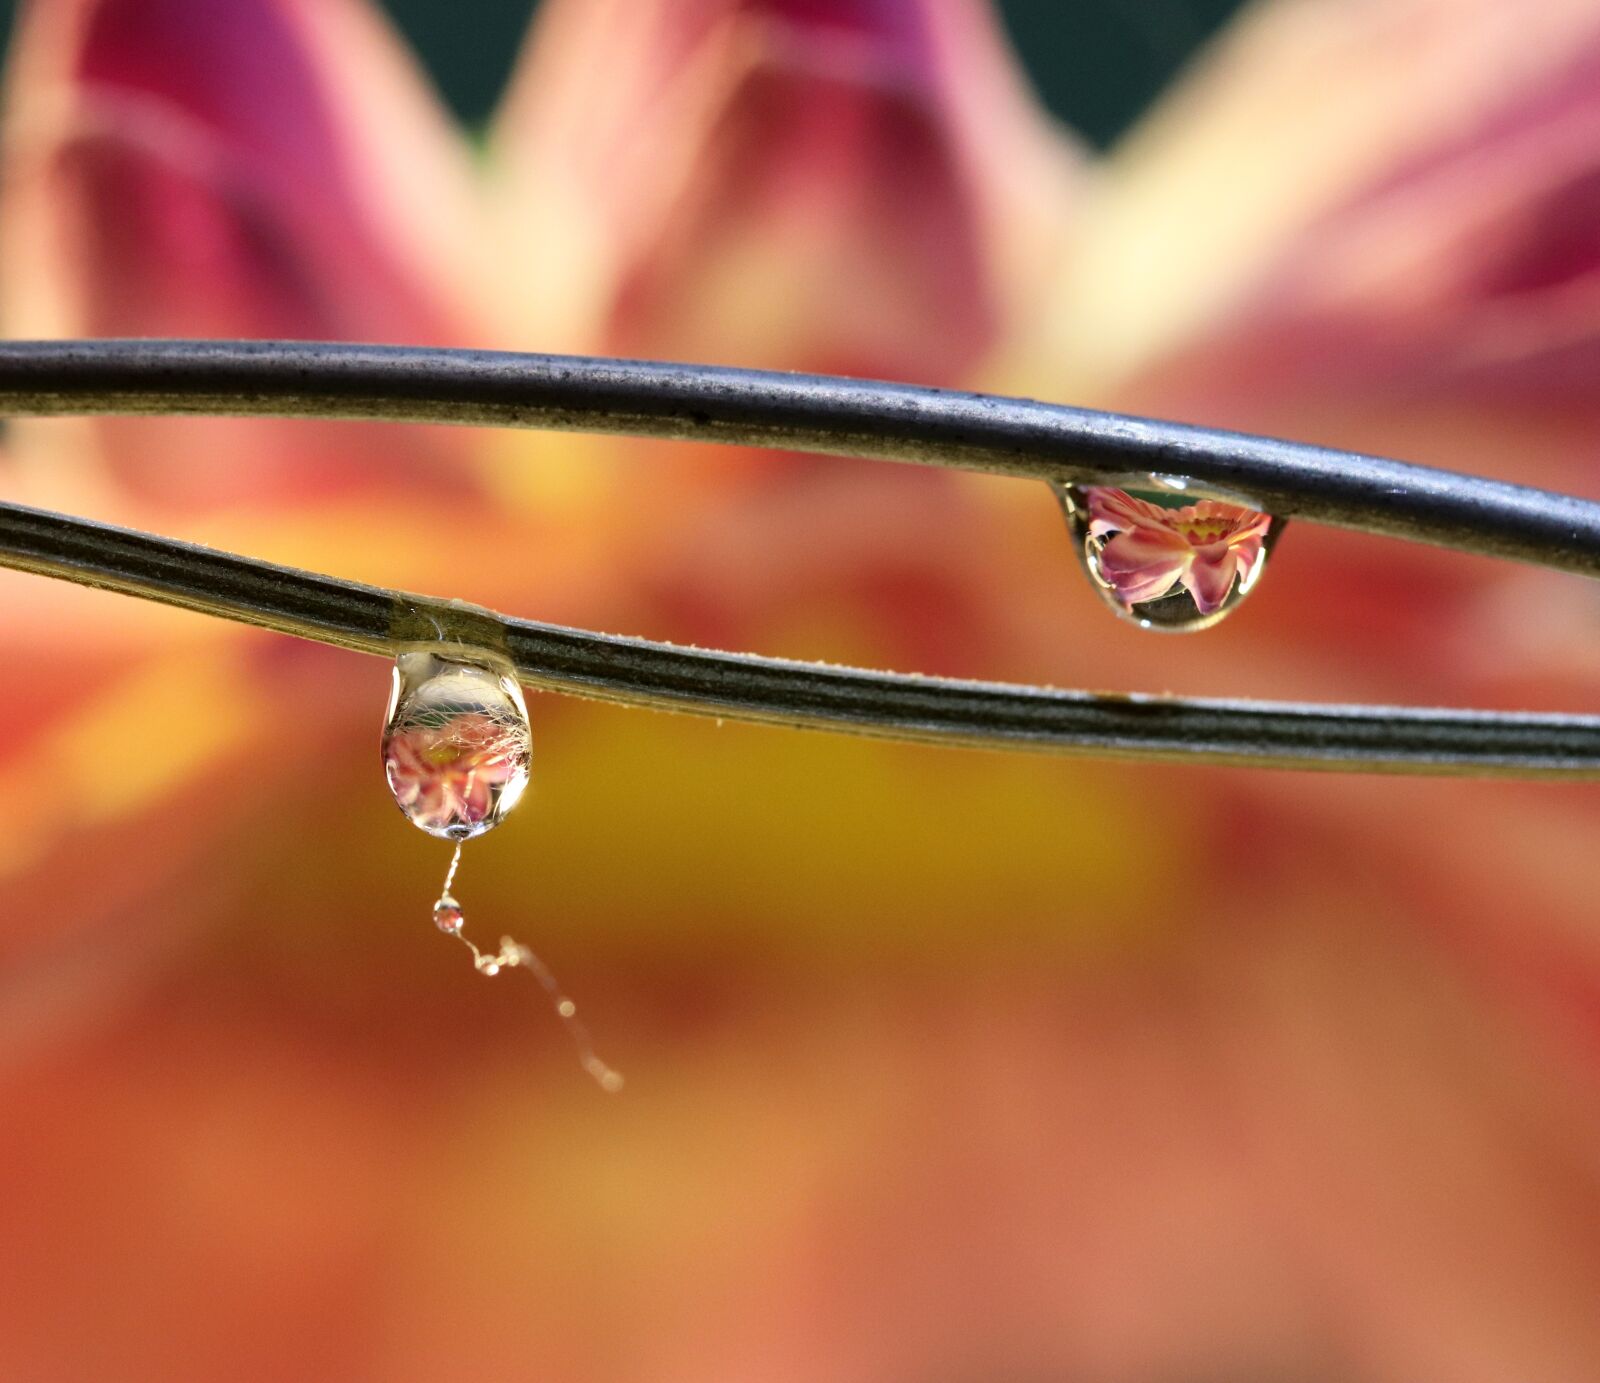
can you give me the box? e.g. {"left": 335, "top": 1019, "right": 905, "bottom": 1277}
{"left": 1, "top": 497, "right": 1596, "bottom": 777}
{"left": 0, "top": 339, "right": 1597, "bottom": 577}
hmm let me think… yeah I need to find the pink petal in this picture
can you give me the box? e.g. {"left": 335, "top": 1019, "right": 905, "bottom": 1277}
{"left": 1232, "top": 540, "right": 1261, "bottom": 589}
{"left": 1078, "top": 0, "right": 1600, "bottom": 487}
{"left": 457, "top": 774, "right": 494, "bottom": 823}
{"left": 1096, "top": 526, "right": 1192, "bottom": 606}
{"left": 490, "top": 0, "right": 1080, "bottom": 382}
{"left": 1084, "top": 486, "right": 1179, "bottom": 538}
{"left": 0, "top": 0, "right": 481, "bottom": 506}
{"left": 472, "top": 755, "right": 518, "bottom": 788}
{"left": 1181, "top": 549, "right": 1240, "bottom": 616}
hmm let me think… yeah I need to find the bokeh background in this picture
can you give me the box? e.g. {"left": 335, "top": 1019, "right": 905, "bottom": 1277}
{"left": 377, "top": 0, "right": 1249, "bottom": 145}
{"left": 4, "top": 1, "right": 1600, "bottom": 1380}
{"left": 0, "top": 0, "right": 1253, "bottom": 141}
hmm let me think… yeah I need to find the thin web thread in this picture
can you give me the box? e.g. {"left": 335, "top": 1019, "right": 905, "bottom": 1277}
{"left": 436, "top": 841, "right": 623, "bottom": 1093}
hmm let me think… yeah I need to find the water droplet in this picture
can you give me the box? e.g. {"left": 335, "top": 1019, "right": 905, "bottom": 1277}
{"left": 382, "top": 652, "right": 531, "bottom": 839}
{"left": 382, "top": 658, "right": 621, "bottom": 1092}
{"left": 432, "top": 897, "right": 464, "bottom": 934}
{"left": 1054, "top": 479, "right": 1281, "bottom": 632}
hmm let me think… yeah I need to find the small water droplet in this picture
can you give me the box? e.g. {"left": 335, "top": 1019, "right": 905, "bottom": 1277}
{"left": 1054, "top": 479, "right": 1281, "bottom": 632}
{"left": 382, "top": 652, "right": 531, "bottom": 838}
{"left": 383, "top": 657, "right": 620, "bottom": 1091}
{"left": 433, "top": 897, "right": 464, "bottom": 934}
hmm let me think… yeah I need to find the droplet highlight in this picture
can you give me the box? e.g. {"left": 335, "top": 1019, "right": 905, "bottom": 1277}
{"left": 382, "top": 651, "right": 531, "bottom": 839}
{"left": 1055, "top": 479, "right": 1280, "bottom": 632}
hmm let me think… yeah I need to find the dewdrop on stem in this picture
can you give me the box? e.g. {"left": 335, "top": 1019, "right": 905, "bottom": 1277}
{"left": 382, "top": 651, "right": 622, "bottom": 1092}
{"left": 383, "top": 651, "right": 531, "bottom": 838}
{"left": 1053, "top": 477, "right": 1281, "bottom": 632}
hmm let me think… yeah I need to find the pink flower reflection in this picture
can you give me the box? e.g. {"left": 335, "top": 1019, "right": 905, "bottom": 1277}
{"left": 381, "top": 712, "right": 529, "bottom": 836}
{"left": 1084, "top": 486, "right": 1273, "bottom": 615}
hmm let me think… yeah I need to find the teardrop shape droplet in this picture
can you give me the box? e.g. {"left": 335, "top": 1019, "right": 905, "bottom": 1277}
{"left": 382, "top": 652, "right": 531, "bottom": 839}
{"left": 1054, "top": 478, "right": 1281, "bottom": 632}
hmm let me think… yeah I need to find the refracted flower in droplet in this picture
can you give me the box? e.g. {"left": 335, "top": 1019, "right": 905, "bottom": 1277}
{"left": 381, "top": 650, "right": 621, "bottom": 1090}
{"left": 381, "top": 652, "right": 531, "bottom": 839}
{"left": 1055, "top": 481, "right": 1279, "bottom": 632}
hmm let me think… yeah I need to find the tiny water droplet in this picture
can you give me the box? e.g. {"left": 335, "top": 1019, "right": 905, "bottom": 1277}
{"left": 382, "top": 652, "right": 531, "bottom": 838}
{"left": 433, "top": 897, "right": 464, "bottom": 934}
{"left": 1054, "top": 479, "right": 1281, "bottom": 632}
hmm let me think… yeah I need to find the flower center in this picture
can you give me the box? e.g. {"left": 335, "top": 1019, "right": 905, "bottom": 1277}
{"left": 1179, "top": 516, "right": 1235, "bottom": 546}
{"left": 423, "top": 740, "right": 470, "bottom": 769}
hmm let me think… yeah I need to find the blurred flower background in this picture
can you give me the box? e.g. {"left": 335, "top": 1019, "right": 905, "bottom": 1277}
{"left": 3, "top": 0, "right": 1600, "bottom": 1378}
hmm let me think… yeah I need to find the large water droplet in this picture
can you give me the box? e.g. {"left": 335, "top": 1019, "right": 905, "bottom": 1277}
{"left": 382, "top": 651, "right": 531, "bottom": 839}
{"left": 1054, "top": 478, "right": 1281, "bottom": 632}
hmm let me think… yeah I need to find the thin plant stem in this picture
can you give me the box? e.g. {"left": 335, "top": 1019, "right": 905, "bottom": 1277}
{"left": 0, "top": 494, "right": 1594, "bottom": 777}
{"left": 1, "top": 339, "right": 1598, "bottom": 575}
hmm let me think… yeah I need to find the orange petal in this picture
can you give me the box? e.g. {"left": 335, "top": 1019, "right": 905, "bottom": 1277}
{"left": 0, "top": 0, "right": 485, "bottom": 506}
{"left": 490, "top": 0, "right": 1080, "bottom": 383}
{"left": 1050, "top": 0, "right": 1600, "bottom": 479}
{"left": 1022, "top": 0, "right": 1600, "bottom": 712}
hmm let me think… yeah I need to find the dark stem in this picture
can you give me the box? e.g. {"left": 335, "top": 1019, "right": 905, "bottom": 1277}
{"left": 0, "top": 496, "right": 1594, "bottom": 777}
{"left": 0, "top": 339, "right": 1596, "bottom": 577}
